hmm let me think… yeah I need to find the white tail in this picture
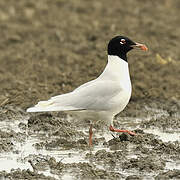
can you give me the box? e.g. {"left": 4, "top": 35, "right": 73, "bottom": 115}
{"left": 26, "top": 92, "right": 83, "bottom": 112}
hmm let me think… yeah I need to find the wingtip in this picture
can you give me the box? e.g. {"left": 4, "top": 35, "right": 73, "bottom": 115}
{"left": 26, "top": 107, "right": 34, "bottom": 112}
{"left": 26, "top": 108, "right": 31, "bottom": 112}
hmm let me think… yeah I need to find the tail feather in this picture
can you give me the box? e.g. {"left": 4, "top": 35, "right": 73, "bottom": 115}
{"left": 36, "top": 100, "right": 53, "bottom": 107}
{"left": 26, "top": 106, "right": 80, "bottom": 112}
{"left": 26, "top": 92, "right": 84, "bottom": 113}
{"left": 26, "top": 98, "right": 82, "bottom": 113}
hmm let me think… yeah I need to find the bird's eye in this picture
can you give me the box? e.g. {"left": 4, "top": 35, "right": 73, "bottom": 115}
{"left": 120, "top": 39, "right": 126, "bottom": 44}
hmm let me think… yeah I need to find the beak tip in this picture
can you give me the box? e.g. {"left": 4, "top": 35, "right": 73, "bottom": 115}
{"left": 141, "top": 45, "right": 148, "bottom": 51}
{"left": 133, "top": 42, "right": 148, "bottom": 51}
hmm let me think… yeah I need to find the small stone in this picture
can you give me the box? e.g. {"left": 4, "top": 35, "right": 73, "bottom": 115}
{"left": 119, "top": 133, "right": 131, "bottom": 141}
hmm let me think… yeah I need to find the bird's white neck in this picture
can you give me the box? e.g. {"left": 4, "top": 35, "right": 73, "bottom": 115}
{"left": 100, "top": 55, "right": 131, "bottom": 90}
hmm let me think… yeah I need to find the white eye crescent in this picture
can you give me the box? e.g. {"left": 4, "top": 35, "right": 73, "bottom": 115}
{"left": 120, "top": 39, "right": 126, "bottom": 44}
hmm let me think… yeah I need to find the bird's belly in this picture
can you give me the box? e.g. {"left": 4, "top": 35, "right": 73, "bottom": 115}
{"left": 67, "top": 110, "right": 102, "bottom": 122}
{"left": 67, "top": 87, "right": 131, "bottom": 125}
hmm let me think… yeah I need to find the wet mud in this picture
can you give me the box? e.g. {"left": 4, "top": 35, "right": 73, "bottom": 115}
{"left": 0, "top": 0, "right": 180, "bottom": 179}
{"left": 0, "top": 101, "right": 180, "bottom": 179}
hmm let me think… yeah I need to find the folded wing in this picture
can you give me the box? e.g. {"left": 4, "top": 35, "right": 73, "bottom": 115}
{"left": 27, "top": 79, "right": 122, "bottom": 112}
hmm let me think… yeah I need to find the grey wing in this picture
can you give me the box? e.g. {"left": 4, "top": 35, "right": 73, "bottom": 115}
{"left": 27, "top": 79, "right": 123, "bottom": 112}
{"left": 52, "top": 80, "right": 123, "bottom": 111}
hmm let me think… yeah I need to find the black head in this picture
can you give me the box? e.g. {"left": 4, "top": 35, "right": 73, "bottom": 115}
{"left": 108, "top": 36, "right": 147, "bottom": 62}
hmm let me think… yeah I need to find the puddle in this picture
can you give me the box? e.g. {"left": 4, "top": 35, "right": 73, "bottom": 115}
{"left": 144, "top": 129, "right": 180, "bottom": 142}
{"left": 0, "top": 119, "right": 27, "bottom": 133}
{"left": 166, "top": 161, "right": 180, "bottom": 170}
{"left": 0, "top": 154, "right": 31, "bottom": 172}
{"left": 0, "top": 134, "right": 89, "bottom": 171}
{"left": 0, "top": 106, "right": 180, "bottom": 179}
{"left": 0, "top": 119, "right": 110, "bottom": 174}
{"left": 40, "top": 169, "right": 60, "bottom": 179}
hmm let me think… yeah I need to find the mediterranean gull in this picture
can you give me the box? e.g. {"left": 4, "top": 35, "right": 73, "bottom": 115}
{"left": 27, "top": 36, "right": 148, "bottom": 146}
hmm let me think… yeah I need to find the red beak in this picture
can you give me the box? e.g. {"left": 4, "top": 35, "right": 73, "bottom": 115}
{"left": 131, "top": 42, "right": 148, "bottom": 51}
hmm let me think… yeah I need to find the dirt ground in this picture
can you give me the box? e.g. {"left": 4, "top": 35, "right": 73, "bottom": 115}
{"left": 0, "top": 0, "right": 180, "bottom": 179}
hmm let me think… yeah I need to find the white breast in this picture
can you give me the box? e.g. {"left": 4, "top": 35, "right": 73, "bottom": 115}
{"left": 99, "top": 55, "right": 132, "bottom": 114}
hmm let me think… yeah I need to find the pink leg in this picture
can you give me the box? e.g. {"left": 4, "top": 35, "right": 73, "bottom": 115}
{"left": 89, "top": 124, "right": 93, "bottom": 146}
{"left": 109, "top": 125, "right": 136, "bottom": 136}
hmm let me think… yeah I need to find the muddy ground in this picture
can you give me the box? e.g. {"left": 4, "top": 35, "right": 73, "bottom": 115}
{"left": 0, "top": 0, "right": 180, "bottom": 179}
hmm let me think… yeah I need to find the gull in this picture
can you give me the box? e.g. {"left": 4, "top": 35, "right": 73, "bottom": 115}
{"left": 27, "top": 36, "right": 148, "bottom": 146}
